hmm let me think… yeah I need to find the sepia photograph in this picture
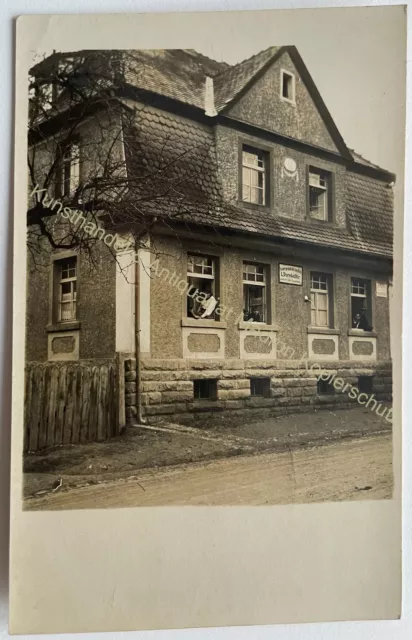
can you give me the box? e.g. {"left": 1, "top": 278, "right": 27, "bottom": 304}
{"left": 8, "top": 7, "right": 406, "bottom": 633}
{"left": 23, "top": 36, "right": 397, "bottom": 510}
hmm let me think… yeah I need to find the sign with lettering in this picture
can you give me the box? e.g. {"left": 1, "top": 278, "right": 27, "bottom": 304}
{"left": 376, "top": 281, "right": 388, "bottom": 297}
{"left": 279, "top": 264, "right": 303, "bottom": 286}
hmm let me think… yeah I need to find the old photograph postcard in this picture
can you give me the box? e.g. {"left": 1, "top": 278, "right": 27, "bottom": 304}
{"left": 10, "top": 5, "right": 405, "bottom": 633}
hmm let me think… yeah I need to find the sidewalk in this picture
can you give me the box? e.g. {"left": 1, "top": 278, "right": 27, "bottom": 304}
{"left": 23, "top": 405, "right": 391, "bottom": 499}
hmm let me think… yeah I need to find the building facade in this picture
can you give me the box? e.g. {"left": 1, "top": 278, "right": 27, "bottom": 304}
{"left": 26, "top": 46, "right": 394, "bottom": 430}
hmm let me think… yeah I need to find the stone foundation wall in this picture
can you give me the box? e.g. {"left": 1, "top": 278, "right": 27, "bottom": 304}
{"left": 135, "top": 357, "right": 392, "bottom": 425}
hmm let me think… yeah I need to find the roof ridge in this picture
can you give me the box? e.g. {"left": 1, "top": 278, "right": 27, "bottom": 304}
{"left": 214, "top": 45, "right": 279, "bottom": 79}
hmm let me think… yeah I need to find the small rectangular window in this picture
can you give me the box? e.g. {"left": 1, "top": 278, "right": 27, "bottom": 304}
{"left": 281, "top": 70, "right": 295, "bottom": 103}
{"left": 187, "top": 254, "right": 218, "bottom": 319}
{"left": 250, "top": 378, "right": 271, "bottom": 397}
{"left": 310, "top": 272, "right": 332, "bottom": 328}
{"left": 358, "top": 376, "right": 373, "bottom": 394}
{"left": 242, "top": 145, "right": 268, "bottom": 206}
{"left": 57, "top": 257, "right": 77, "bottom": 321}
{"left": 308, "top": 167, "right": 332, "bottom": 221}
{"left": 351, "top": 278, "right": 372, "bottom": 330}
{"left": 243, "top": 262, "right": 268, "bottom": 322}
{"left": 193, "top": 379, "right": 217, "bottom": 400}
{"left": 317, "top": 379, "right": 335, "bottom": 395}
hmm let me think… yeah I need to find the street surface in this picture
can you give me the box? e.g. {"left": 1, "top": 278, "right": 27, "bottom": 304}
{"left": 25, "top": 433, "right": 392, "bottom": 510}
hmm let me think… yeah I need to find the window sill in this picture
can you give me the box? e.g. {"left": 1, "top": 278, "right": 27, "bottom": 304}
{"left": 307, "top": 326, "right": 340, "bottom": 335}
{"left": 238, "top": 200, "right": 271, "bottom": 213}
{"left": 348, "top": 329, "right": 377, "bottom": 338}
{"left": 182, "top": 318, "right": 227, "bottom": 329}
{"left": 239, "top": 321, "right": 279, "bottom": 331}
{"left": 46, "top": 321, "right": 80, "bottom": 333}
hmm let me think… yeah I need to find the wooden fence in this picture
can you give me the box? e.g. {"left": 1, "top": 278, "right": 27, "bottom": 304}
{"left": 24, "top": 361, "right": 120, "bottom": 452}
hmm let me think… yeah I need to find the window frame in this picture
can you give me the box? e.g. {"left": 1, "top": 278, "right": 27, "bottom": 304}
{"left": 238, "top": 141, "right": 271, "bottom": 210}
{"left": 55, "top": 140, "right": 81, "bottom": 199}
{"left": 242, "top": 261, "right": 270, "bottom": 324}
{"left": 310, "top": 272, "right": 333, "bottom": 328}
{"left": 307, "top": 166, "right": 334, "bottom": 222}
{"left": 350, "top": 277, "right": 373, "bottom": 329}
{"left": 280, "top": 69, "right": 296, "bottom": 104}
{"left": 186, "top": 253, "right": 219, "bottom": 320}
{"left": 193, "top": 379, "right": 218, "bottom": 401}
{"left": 49, "top": 253, "right": 79, "bottom": 326}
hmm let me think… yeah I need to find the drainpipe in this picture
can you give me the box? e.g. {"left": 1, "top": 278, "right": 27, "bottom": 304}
{"left": 135, "top": 239, "right": 147, "bottom": 425}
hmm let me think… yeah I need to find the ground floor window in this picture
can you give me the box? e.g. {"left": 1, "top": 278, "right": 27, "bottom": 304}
{"left": 351, "top": 278, "right": 372, "bottom": 330}
{"left": 317, "top": 379, "right": 335, "bottom": 395}
{"left": 187, "top": 254, "right": 218, "bottom": 319}
{"left": 243, "top": 262, "right": 268, "bottom": 322}
{"left": 310, "top": 272, "right": 332, "bottom": 327}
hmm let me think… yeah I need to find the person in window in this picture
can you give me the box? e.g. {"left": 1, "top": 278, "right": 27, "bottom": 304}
{"left": 190, "top": 285, "right": 218, "bottom": 319}
{"left": 353, "top": 308, "right": 373, "bottom": 331}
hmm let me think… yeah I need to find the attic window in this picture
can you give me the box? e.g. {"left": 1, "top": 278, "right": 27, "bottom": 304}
{"left": 281, "top": 70, "right": 295, "bottom": 103}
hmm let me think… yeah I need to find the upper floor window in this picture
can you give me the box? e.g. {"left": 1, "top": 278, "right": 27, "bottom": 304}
{"left": 310, "top": 272, "right": 332, "bottom": 327}
{"left": 280, "top": 69, "right": 295, "bottom": 103}
{"left": 243, "top": 262, "right": 268, "bottom": 323}
{"left": 57, "top": 257, "right": 77, "bottom": 322}
{"left": 308, "top": 167, "right": 332, "bottom": 221}
{"left": 187, "top": 254, "right": 218, "bottom": 319}
{"left": 55, "top": 142, "right": 80, "bottom": 198}
{"left": 351, "top": 278, "right": 373, "bottom": 330}
{"left": 241, "top": 146, "right": 268, "bottom": 206}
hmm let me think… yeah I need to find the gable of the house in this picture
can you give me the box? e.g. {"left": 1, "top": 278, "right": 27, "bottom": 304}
{"left": 220, "top": 49, "right": 343, "bottom": 155}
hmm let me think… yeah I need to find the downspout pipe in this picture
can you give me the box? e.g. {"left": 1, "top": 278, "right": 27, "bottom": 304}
{"left": 135, "top": 240, "right": 147, "bottom": 425}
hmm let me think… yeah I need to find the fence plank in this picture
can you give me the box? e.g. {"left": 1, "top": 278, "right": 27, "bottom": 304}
{"left": 71, "top": 367, "right": 82, "bottom": 444}
{"left": 46, "top": 367, "right": 59, "bottom": 448}
{"left": 54, "top": 367, "right": 67, "bottom": 446}
{"left": 29, "top": 367, "right": 42, "bottom": 452}
{"left": 80, "top": 366, "right": 90, "bottom": 444}
{"left": 63, "top": 366, "right": 75, "bottom": 445}
{"left": 38, "top": 366, "right": 49, "bottom": 450}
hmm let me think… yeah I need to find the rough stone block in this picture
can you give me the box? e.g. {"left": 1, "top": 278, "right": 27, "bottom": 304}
{"left": 125, "top": 359, "right": 136, "bottom": 372}
{"left": 218, "top": 389, "right": 250, "bottom": 400}
{"left": 141, "top": 359, "right": 180, "bottom": 370}
{"left": 141, "top": 391, "right": 162, "bottom": 405}
{"left": 125, "top": 406, "right": 137, "bottom": 421}
{"left": 185, "top": 359, "right": 223, "bottom": 370}
{"left": 162, "top": 391, "right": 194, "bottom": 403}
{"left": 287, "top": 387, "right": 303, "bottom": 397}
{"left": 125, "top": 371, "right": 137, "bottom": 382}
{"left": 223, "top": 400, "right": 245, "bottom": 410}
{"left": 125, "top": 382, "right": 136, "bottom": 394}
{"left": 125, "top": 393, "right": 137, "bottom": 406}
{"left": 144, "top": 404, "right": 177, "bottom": 415}
{"left": 270, "top": 388, "right": 286, "bottom": 398}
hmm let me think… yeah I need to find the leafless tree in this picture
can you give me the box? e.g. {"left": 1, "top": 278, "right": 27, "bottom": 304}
{"left": 27, "top": 50, "right": 226, "bottom": 270}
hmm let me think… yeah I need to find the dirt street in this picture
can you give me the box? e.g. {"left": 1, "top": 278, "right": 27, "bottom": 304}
{"left": 25, "top": 433, "right": 392, "bottom": 509}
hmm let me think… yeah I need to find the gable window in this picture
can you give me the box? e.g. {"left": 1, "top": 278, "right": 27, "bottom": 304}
{"left": 56, "top": 257, "right": 77, "bottom": 322}
{"left": 56, "top": 142, "right": 80, "bottom": 198}
{"left": 241, "top": 146, "right": 268, "bottom": 206}
{"left": 280, "top": 69, "right": 295, "bottom": 103}
{"left": 243, "top": 262, "right": 268, "bottom": 323}
{"left": 310, "top": 272, "right": 332, "bottom": 327}
{"left": 351, "top": 278, "right": 372, "bottom": 330}
{"left": 187, "top": 254, "right": 219, "bottom": 319}
{"left": 308, "top": 167, "right": 332, "bottom": 221}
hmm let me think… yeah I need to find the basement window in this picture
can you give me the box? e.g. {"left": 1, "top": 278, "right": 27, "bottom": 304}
{"left": 280, "top": 69, "right": 295, "bottom": 103}
{"left": 250, "top": 377, "right": 271, "bottom": 397}
{"left": 358, "top": 376, "right": 373, "bottom": 394}
{"left": 317, "top": 379, "right": 335, "bottom": 395}
{"left": 193, "top": 379, "right": 218, "bottom": 400}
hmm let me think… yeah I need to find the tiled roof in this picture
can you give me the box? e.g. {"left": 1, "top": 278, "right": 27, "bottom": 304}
{"left": 213, "top": 46, "right": 280, "bottom": 111}
{"left": 124, "top": 105, "right": 393, "bottom": 259}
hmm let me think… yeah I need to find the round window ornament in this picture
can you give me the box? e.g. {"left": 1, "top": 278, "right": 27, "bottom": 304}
{"left": 284, "top": 157, "right": 297, "bottom": 173}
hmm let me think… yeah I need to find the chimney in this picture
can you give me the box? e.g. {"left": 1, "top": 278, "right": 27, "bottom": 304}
{"left": 204, "top": 76, "right": 217, "bottom": 117}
